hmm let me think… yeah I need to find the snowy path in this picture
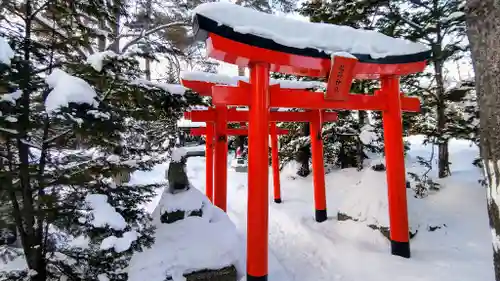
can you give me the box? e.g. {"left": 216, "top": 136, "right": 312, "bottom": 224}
{"left": 135, "top": 138, "right": 495, "bottom": 281}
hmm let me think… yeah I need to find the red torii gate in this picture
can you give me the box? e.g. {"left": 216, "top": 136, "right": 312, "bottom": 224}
{"left": 189, "top": 124, "right": 289, "bottom": 204}
{"left": 191, "top": 2, "right": 430, "bottom": 280}
{"left": 183, "top": 100, "right": 338, "bottom": 218}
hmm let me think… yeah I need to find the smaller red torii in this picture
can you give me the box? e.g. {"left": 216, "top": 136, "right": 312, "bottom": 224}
{"left": 189, "top": 124, "right": 290, "bottom": 204}
{"left": 182, "top": 75, "right": 339, "bottom": 221}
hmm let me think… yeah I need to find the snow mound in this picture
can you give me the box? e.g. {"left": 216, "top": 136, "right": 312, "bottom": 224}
{"left": 45, "top": 69, "right": 98, "bottom": 114}
{"left": 128, "top": 187, "right": 242, "bottom": 281}
{"left": 155, "top": 185, "right": 206, "bottom": 214}
{"left": 171, "top": 147, "right": 188, "bottom": 163}
{"left": 87, "top": 50, "right": 118, "bottom": 72}
{"left": 0, "top": 36, "right": 14, "bottom": 66}
{"left": 181, "top": 71, "right": 326, "bottom": 89}
{"left": 1, "top": 90, "right": 22, "bottom": 104}
{"left": 193, "top": 2, "right": 430, "bottom": 59}
{"left": 337, "top": 166, "right": 422, "bottom": 231}
{"left": 85, "top": 194, "right": 127, "bottom": 231}
{"left": 100, "top": 230, "right": 138, "bottom": 253}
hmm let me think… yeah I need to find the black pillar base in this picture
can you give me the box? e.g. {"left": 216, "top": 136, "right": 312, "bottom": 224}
{"left": 315, "top": 209, "right": 327, "bottom": 223}
{"left": 274, "top": 198, "right": 282, "bottom": 204}
{"left": 391, "top": 240, "right": 410, "bottom": 258}
{"left": 247, "top": 274, "right": 267, "bottom": 281}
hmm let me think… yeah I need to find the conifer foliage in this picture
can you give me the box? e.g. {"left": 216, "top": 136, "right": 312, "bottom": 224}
{"left": 0, "top": 1, "right": 195, "bottom": 280}
{"left": 298, "top": 0, "right": 477, "bottom": 180}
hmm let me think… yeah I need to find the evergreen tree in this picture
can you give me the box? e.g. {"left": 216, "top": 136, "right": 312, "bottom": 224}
{"left": 297, "top": 1, "right": 387, "bottom": 171}
{"left": 0, "top": 1, "right": 196, "bottom": 280}
{"left": 299, "top": 0, "right": 475, "bottom": 179}
{"left": 376, "top": 0, "right": 470, "bottom": 178}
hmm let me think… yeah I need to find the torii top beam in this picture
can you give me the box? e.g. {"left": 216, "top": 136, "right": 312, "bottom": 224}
{"left": 191, "top": 2, "right": 431, "bottom": 79}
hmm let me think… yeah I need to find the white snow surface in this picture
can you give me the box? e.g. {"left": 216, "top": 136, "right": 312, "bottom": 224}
{"left": 100, "top": 231, "right": 138, "bottom": 253}
{"left": 358, "top": 124, "right": 377, "bottom": 145}
{"left": 127, "top": 187, "right": 242, "bottom": 281}
{"left": 171, "top": 147, "right": 188, "bottom": 162}
{"left": 131, "top": 78, "right": 186, "bottom": 95}
{"left": 87, "top": 50, "right": 118, "bottom": 72}
{"left": 1, "top": 137, "right": 493, "bottom": 280}
{"left": 45, "top": 69, "right": 98, "bottom": 114}
{"left": 131, "top": 136, "right": 493, "bottom": 281}
{"left": 1, "top": 90, "right": 22, "bottom": 104}
{"left": 177, "top": 117, "right": 206, "bottom": 128}
{"left": 85, "top": 194, "right": 127, "bottom": 231}
{"left": 193, "top": 2, "right": 430, "bottom": 59}
{"left": 0, "top": 36, "right": 14, "bottom": 66}
{"left": 161, "top": 185, "right": 206, "bottom": 213}
{"left": 181, "top": 71, "right": 326, "bottom": 89}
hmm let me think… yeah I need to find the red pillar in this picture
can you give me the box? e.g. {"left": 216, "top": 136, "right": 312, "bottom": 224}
{"left": 214, "top": 106, "right": 228, "bottom": 212}
{"left": 310, "top": 110, "right": 327, "bottom": 222}
{"left": 247, "top": 62, "right": 270, "bottom": 281}
{"left": 270, "top": 123, "right": 281, "bottom": 203}
{"left": 205, "top": 122, "right": 214, "bottom": 202}
{"left": 381, "top": 76, "right": 410, "bottom": 258}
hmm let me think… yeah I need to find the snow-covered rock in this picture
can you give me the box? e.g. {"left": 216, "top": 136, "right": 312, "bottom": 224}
{"left": 127, "top": 187, "right": 242, "bottom": 281}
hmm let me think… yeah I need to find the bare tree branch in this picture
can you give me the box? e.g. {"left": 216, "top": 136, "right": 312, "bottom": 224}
{"left": 119, "top": 21, "right": 190, "bottom": 53}
{"left": 30, "top": 0, "right": 50, "bottom": 19}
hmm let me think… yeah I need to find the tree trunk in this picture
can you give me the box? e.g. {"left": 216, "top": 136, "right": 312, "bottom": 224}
{"left": 434, "top": 61, "right": 450, "bottom": 178}
{"left": 296, "top": 123, "right": 311, "bottom": 177}
{"left": 432, "top": 0, "right": 450, "bottom": 179}
{"left": 357, "top": 110, "right": 367, "bottom": 170}
{"left": 466, "top": 0, "right": 500, "bottom": 279}
{"left": 145, "top": 0, "right": 152, "bottom": 81}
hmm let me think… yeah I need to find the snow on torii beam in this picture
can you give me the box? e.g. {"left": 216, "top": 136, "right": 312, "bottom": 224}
{"left": 181, "top": 71, "right": 326, "bottom": 97}
{"left": 184, "top": 108, "right": 339, "bottom": 123}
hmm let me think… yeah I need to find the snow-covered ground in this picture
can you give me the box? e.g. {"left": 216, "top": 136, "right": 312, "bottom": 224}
{"left": 133, "top": 135, "right": 494, "bottom": 281}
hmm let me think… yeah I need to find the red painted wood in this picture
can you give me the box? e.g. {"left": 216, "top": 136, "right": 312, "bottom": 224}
{"left": 310, "top": 110, "right": 327, "bottom": 222}
{"left": 247, "top": 62, "right": 270, "bottom": 278}
{"left": 185, "top": 108, "right": 338, "bottom": 123}
{"left": 205, "top": 123, "right": 214, "bottom": 202}
{"left": 211, "top": 85, "right": 420, "bottom": 112}
{"left": 206, "top": 33, "right": 427, "bottom": 78}
{"left": 213, "top": 106, "right": 228, "bottom": 212}
{"left": 181, "top": 79, "right": 215, "bottom": 96}
{"left": 269, "top": 123, "right": 281, "bottom": 203}
{"left": 325, "top": 56, "right": 358, "bottom": 101}
{"left": 381, "top": 76, "right": 410, "bottom": 253}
